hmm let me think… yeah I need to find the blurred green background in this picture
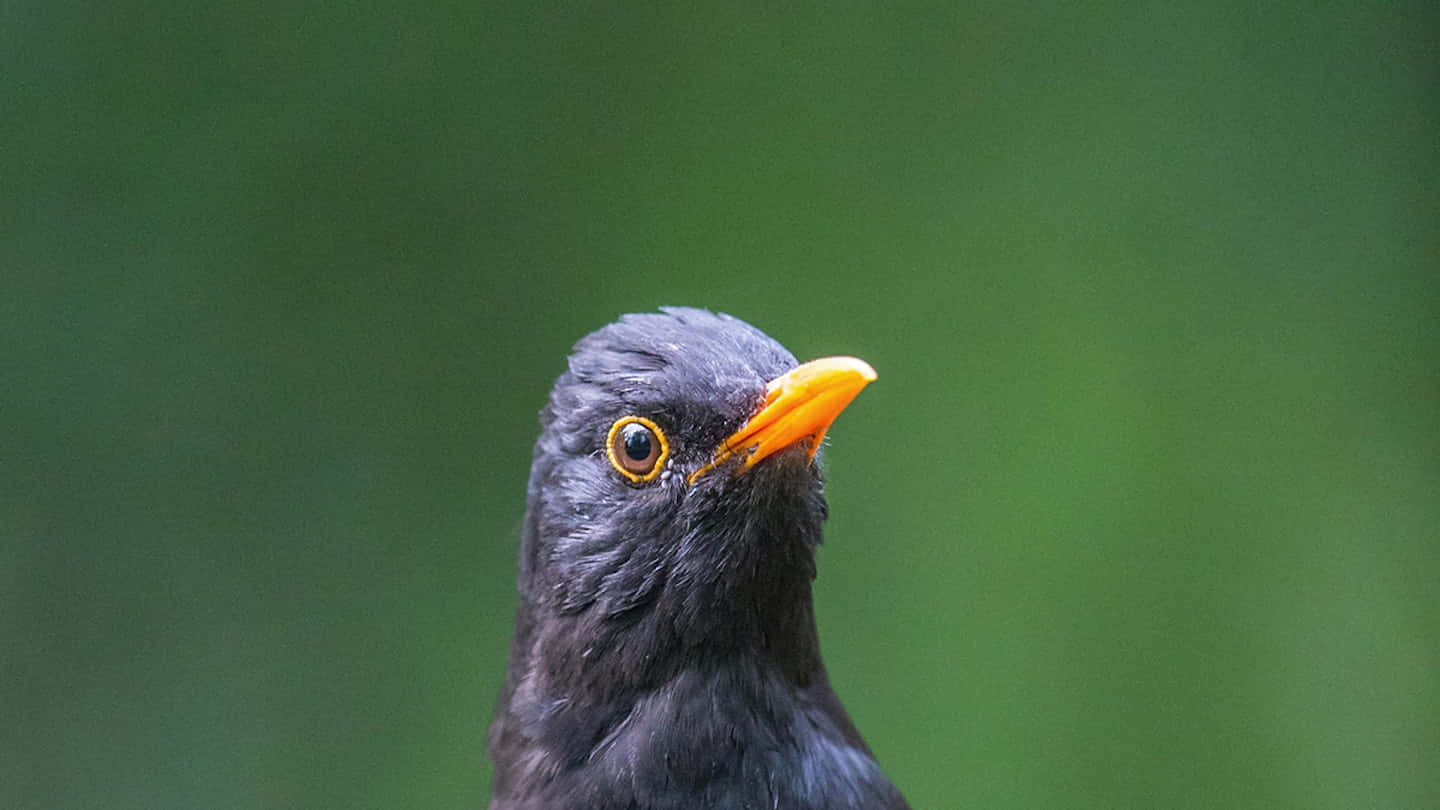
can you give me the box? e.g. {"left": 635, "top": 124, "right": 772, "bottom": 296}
{"left": 4, "top": 2, "right": 1436, "bottom": 808}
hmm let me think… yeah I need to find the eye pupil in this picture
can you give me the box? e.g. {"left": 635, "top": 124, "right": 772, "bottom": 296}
{"left": 623, "top": 425, "right": 652, "bottom": 461}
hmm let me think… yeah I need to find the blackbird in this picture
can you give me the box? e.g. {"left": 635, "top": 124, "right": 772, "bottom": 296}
{"left": 489, "top": 307, "right": 909, "bottom": 809}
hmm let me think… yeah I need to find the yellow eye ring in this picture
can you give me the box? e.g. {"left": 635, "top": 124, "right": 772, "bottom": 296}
{"left": 605, "top": 416, "right": 669, "bottom": 483}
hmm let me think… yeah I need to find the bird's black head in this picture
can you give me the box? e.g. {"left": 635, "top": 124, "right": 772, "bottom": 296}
{"left": 515, "top": 307, "right": 875, "bottom": 691}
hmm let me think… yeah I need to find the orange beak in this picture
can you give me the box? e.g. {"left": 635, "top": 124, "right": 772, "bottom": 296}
{"left": 688, "top": 356, "right": 877, "bottom": 484}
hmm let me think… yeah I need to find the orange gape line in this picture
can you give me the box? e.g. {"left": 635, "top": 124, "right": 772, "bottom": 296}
{"left": 688, "top": 356, "right": 876, "bottom": 485}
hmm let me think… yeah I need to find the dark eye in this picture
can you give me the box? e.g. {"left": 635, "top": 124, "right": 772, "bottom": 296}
{"left": 606, "top": 416, "right": 669, "bottom": 483}
{"left": 623, "top": 424, "right": 652, "bottom": 462}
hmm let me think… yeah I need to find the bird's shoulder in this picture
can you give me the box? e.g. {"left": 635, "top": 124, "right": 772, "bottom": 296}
{"left": 489, "top": 660, "right": 908, "bottom": 810}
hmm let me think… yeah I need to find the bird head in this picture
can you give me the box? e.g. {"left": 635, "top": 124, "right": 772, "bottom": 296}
{"left": 517, "top": 307, "right": 875, "bottom": 685}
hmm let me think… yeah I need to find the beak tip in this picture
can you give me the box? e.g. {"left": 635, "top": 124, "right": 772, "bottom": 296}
{"left": 836, "top": 356, "right": 878, "bottom": 384}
